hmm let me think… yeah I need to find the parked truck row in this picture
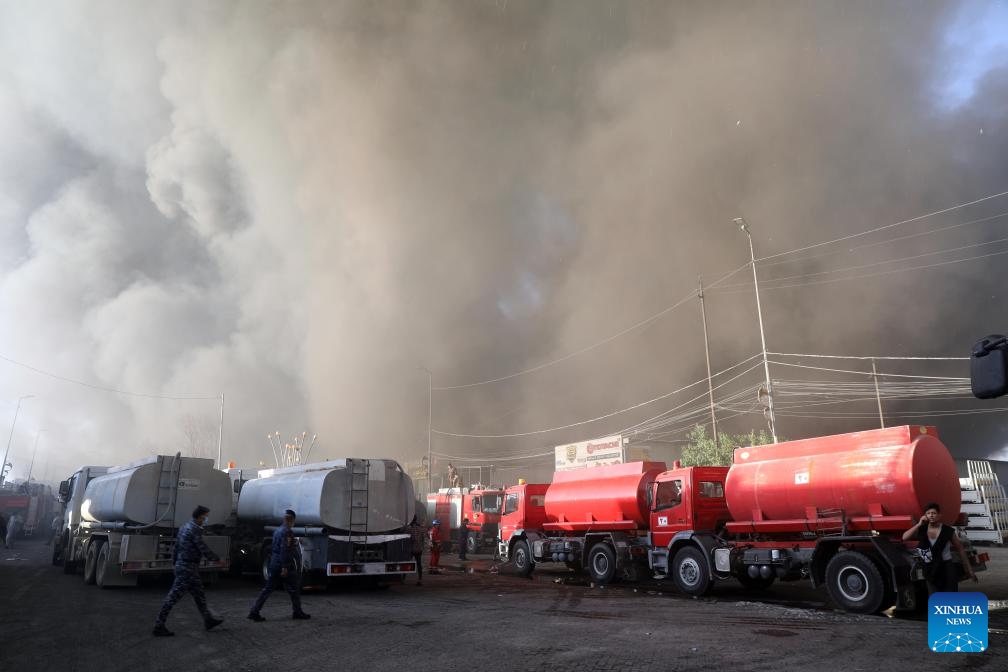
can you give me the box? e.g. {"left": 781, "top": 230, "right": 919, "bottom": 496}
{"left": 497, "top": 425, "right": 990, "bottom": 614}
{"left": 53, "top": 454, "right": 417, "bottom": 588}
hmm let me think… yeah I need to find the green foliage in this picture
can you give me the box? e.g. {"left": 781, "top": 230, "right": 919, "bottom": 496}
{"left": 679, "top": 424, "right": 775, "bottom": 467}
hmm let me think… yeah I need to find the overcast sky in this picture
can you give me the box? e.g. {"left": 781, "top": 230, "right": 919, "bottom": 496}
{"left": 2, "top": 0, "right": 1008, "bottom": 486}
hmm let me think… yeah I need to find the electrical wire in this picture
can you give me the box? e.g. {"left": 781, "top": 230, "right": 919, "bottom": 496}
{"left": 756, "top": 189, "right": 1008, "bottom": 262}
{"left": 767, "top": 352, "right": 967, "bottom": 361}
{"left": 720, "top": 247, "right": 1008, "bottom": 293}
{"left": 431, "top": 450, "right": 554, "bottom": 462}
{"left": 0, "top": 352, "right": 220, "bottom": 400}
{"left": 718, "top": 235, "right": 1008, "bottom": 290}
{"left": 431, "top": 354, "right": 762, "bottom": 438}
{"left": 431, "top": 261, "right": 752, "bottom": 390}
{"left": 759, "top": 210, "right": 1008, "bottom": 269}
{"left": 766, "top": 360, "right": 968, "bottom": 381}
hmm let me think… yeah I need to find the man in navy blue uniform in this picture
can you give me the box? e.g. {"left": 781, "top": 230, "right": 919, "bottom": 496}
{"left": 248, "top": 509, "right": 311, "bottom": 621}
{"left": 153, "top": 505, "right": 224, "bottom": 636}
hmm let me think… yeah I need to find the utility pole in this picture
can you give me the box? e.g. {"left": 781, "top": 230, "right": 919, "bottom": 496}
{"left": 217, "top": 393, "right": 224, "bottom": 470}
{"left": 26, "top": 431, "right": 40, "bottom": 484}
{"left": 871, "top": 358, "right": 885, "bottom": 428}
{"left": 421, "top": 367, "right": 433, "bottom": 495}
{"left": 733, "top": 218, "right": 777, "bottom": 442}
{"left": 2, "top": 395, "right": 33, "bottom": 487}
{"left": 698, "top": 276, "right": 719, "bottom": 447}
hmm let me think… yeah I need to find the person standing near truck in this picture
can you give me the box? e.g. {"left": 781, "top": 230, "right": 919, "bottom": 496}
{"left": 248, "top": 509, "right": 311, "bottom": 622}
{"left": 407, "top": 516, "right": 427, "bottom": 585}
{"left": 458, "top": 517, "right": 470, "bottom": 560}
{"left": 429, "top": 519, "right": 442, "bottom": 574}
{"left": 45, "top": 513, "right": 61, "bottom": 546}
{"left": 153, "top": 505, "right": 224, "bottom": 637}
{"left": 5, "top": 512, "right": 19, "bottom": 549}
{"left": 902, "top": 501, "right": 978, "bottom": 593}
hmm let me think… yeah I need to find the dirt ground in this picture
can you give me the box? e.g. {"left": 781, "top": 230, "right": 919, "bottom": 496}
{"left": 0, "top": 537, "right": 1005, "bottom": 671}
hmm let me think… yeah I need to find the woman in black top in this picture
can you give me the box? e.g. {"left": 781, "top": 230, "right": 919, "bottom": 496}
{"left": 902, "top": 502, "right": 978, "bottom": 593}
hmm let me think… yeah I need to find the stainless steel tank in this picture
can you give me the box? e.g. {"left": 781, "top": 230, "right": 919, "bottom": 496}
{"left": 81, "top": 455, "right": 233, "bottom": 528}
{"left": 236, "top": 459, "right": 415, "bottom": 533}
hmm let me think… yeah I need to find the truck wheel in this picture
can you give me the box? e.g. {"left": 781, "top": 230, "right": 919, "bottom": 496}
{"left": 466, "top": 535, "right": 479, "bottom": 556}
{"left": 512, "top": 540, "right": 534, "bottom": 577}
{"left": 261, "top": 555, "right": 271, "bottom": 584}
{"left": 588, "top": 543, "right": 617, "bottom": 584}
{"left": 96, "top": 543, "right": 111, "bottom": 588}
{"left": 737, "top": 572, "right": 775, "bottom": 591}
{"left": 84, "top": 540, "right": 103, "bottom": 585}
{"left": 672, "top": 546, "right": 713, "bottom": 596}
{"left": 62, "top": 536, "right": 76, "bottom": 575}
{"left": 825, "top": 551, "right": 885, "bottom": 614}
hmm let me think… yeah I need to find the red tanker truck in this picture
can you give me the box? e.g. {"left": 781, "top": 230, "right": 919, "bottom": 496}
{"left": 426, "top": 486, "right": 504, "bottom": 555}
{"left": 497, "top": 425, "right": 989, "bottom": 613}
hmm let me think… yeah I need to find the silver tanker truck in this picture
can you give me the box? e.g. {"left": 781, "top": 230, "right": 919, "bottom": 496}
{"left": 55, "top": 454, "right": 231, "bottom": 587}
{"left": 229, "top": 458, "right": 417, "bottom": 586}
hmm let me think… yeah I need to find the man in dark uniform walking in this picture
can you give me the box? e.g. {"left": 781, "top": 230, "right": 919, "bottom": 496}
{"left": 247, "top": 509, "right": 311, "bottom": 621}
{"left": 458, "top": 517, "right": 470, "bottom": 560}
{"left": 153, "top": 505, "right": 224, "bottom": 636}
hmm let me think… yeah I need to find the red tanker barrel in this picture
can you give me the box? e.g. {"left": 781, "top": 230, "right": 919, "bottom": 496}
{"left": 725, "top": 426, "right": 960, "bottom": 525}
{"left": 543, "top": 461, "right": 666, "bottom": 531}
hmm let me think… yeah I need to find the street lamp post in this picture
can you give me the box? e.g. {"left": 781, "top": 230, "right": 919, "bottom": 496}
{"left": 2, "top": 395, "right": 34, "bottom": 487}
{"left": 420, "top": 367, "right": 433, "bottom": 495}
{"left": 733, "top": 218, "right": 778, "bottom": 443}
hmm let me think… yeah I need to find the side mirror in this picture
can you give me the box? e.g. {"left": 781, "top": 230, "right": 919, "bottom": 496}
{"left": 57, "top": 480, "right": 70, "bottom": 502}
{"left": 971, "top": 334, "right": 1008, "bottom": 399}
{"left": 233, "top": 479, "right": 245, "bottom": 494}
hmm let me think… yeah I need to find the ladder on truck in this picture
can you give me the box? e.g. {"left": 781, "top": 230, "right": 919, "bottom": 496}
{"left": 155, "top": 455, "right": 183, "bottom": 562}
{"left": 960, "top": 460, "right": 1008, "bottom": 544}
{"left": 347, "top": 459, "right": 371, "bottom": 566}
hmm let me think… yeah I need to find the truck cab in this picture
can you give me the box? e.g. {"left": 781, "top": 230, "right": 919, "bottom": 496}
{"left": 497, "top": 482, "right": 548, "bottom": 565}
{"left": 649, "top": 466, "right": 730, "bottom": 548}
{"left": 54, "top": 466, "right": 109, "bottom": 567}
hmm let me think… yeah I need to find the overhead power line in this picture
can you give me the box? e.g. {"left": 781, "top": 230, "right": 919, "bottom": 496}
{"left": 431, "top": 451, "right": 556, "bottom": 463}
{"left": 768, "top": 352, "right": 967, "bottom": 361}
{"left": 432, "top": 354, "right": 762, "bottom": 438}
{"left": 729, "top": 235, "right": 1008, "bottom": 289}
{"left": 0, "top": 353, "right": 219, "bottom": 400}
{"left": 759, "top": 210, "right": 1008, "bottom": 269}
{"left": 718, "top": 247, "right": 1008, "bottom": 293}
{"left": 432, "top": 261, "right": 752, "bottom": 391}
{"left": 757, "top": 189, "right": 1008, "bottom": 262}
{"left": 766, "top": 360, "right": 969, "bottom": 381}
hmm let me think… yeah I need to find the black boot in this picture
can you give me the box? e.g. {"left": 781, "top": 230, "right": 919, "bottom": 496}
{"left": 152, "top": 625, "right": 174, "bottom": 637}
{"left": 292, "top": 611, "right": 311, "bottom": 620}
{"left": 204, "top": 616, "right": 224, "bottom": 631}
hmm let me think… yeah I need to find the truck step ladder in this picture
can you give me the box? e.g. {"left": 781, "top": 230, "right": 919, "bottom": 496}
{"left": 155, "top": 455, "right": 182, "bottom": 528}
{"left": 960, "top": 460, "right": 1008, "bottom": 544}
{"left": 348, "top": 459, "right": 370, "bottom": 565}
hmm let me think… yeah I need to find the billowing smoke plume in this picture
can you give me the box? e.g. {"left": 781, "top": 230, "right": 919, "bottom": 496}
{"left": 1, "top": 1, "right": 1007, "bottom": 486}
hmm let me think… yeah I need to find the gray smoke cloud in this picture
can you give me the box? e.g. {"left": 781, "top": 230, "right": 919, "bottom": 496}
{"left": 1, "top": 1, "right": 1007, "bottom": 487}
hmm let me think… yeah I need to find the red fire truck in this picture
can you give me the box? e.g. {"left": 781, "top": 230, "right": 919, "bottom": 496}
{"left": 497, "top": 425, "right": 988, "bottom": 613}
{"left": 426, "top": 486, "right": 504, "bottom": 554}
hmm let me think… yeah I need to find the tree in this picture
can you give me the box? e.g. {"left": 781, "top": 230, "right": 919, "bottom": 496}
{"left": 680, "top": 424, "right": 775, "bottom": 467}
{"left": 180, "top": 414, "right": 217, "bottom": 459}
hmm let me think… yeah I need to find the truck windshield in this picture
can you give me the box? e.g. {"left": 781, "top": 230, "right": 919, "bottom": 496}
{"left": 481, "top": 494, "right": 502, "bottom": 513}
